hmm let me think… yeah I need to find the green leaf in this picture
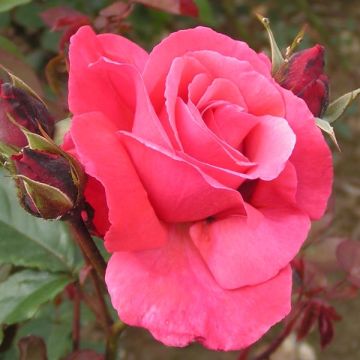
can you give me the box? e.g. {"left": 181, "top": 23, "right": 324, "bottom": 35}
{"left": 0, "top": 172, "right": 77, "bottom": 273}
{"left": 315, "top": 117, "right": 340, "bottom": 150}
{"left": 0, "top": 0, "right": 31, "bottom": 13}
{"left": 0, "top": 35, "right": 23, "bottom": 58}
{"left": 322, "top": 88, "right": 360, "bottom": 123}
{"left": 256, "top": 14, "right": 284, "bottom": 76}
{"left": 17, "top": 301, "right": 73, "bottom": 360}
{"left": 0, "top": 270, "right": 71, "bottom": 325}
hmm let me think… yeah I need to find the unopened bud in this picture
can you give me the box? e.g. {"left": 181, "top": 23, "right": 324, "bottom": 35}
{"left": 12, "top": 148, "right": 79, "bottom": 219}
{"left": 0, "top": 82, "right": 54, "bottom": 147}
{"left": 277, "top": 45, "right": 329, "bottom": 117}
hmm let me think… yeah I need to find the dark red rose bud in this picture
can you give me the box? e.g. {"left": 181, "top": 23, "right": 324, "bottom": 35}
{"left": 0, "top": 82, "right": 54, "bottom": 147}
{"left": 278, "top": 45, "right": 329, "bottom": 117}
{"left": 12, "top": 148, "right": 78, "bottom": 219}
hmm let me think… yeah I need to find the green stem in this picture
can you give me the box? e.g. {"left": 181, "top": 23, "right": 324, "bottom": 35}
{"left": 105, "top": 322, "right": 127, "bottom": 360}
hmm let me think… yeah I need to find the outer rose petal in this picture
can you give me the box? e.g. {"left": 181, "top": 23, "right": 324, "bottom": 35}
{"left": 144, "top": 26, "right": 272, "bottom": 110}
{"left": 106, "top": 226, "right": 292, "bottom": 350}
{"left": 69, "top": 26, "right": 148, "bottom": 129}
{"left": 191, "top": 164, "right": 310, "bottom": 289}
{"left": 118, "top": 131, "right": 246, "bottom": 222}
{"left": 88, "top": 58, "right": 171, "bottom": 149}
{"left": 83, "top": 177, "right": 110, "bottom": 236}
{"left": 70, "top": 112, "right": 167, "bottom": 251}
{"left": 281, "top": 87, "right": 333, "bottom": 219}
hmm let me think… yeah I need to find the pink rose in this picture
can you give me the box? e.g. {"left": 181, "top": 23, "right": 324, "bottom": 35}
{"left": 66, "top": 26, "right": 332, "bottom": 350}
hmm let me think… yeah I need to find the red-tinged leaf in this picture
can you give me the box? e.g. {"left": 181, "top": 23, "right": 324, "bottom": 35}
{"left": 65, "top": 350, "right": 104, "bottom": 360}
{"left": 318, "top": 312, "right": 334, "bottom": 348}
{"left": 336, "top": 240, "right": 360, "bottom": 287}
{"left": 134, "top": 0, "right": 198, "bottom": 16}
{"left": 59, "top": 22, "right": 90, "bottom": 50}
{"left": 327, "top": 283, "right": 358, "bottom": 300}
{"left": 323, "top": 304, "right": 342, "bottom": 322}
{"left": 99, "top": 1, "right": 133, "bottom": 18}
{"left": 64, "top": 283, "right": 76, "bottom": 300}
{"left": 40, "top": 6, "right": 89, "bottom": 30}
{"left": 18, "top": 336, "right": 47, "bottom": 360}
{"left": 297, "top": 302, "right": 319, "bottom": 340}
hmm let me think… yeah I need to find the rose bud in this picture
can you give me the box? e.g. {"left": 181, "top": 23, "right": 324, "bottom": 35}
{"left": 278, "top": 45, "right": 329, "bottom": 117}
{"left": 11, "top": 147, "right": 79, "bottom": 219}
{"left": 0, "top": 82, "right": 54, "bottom": 147}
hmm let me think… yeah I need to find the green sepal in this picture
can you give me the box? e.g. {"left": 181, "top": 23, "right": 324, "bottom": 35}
{"left": 23, "top": 130, "right": 86, "bottom": 205}
{"left": 0, "top": 141, "right": 18, "bottom": 159}
{"left": 17, "top": 175, "right": 74, "bottom": 220}
{"left": 285, "top": 25, "right": 307, "bottom": 58}
{"left": 0, "top": 142, "right": 18, "bottom": 170}
{"left": 315, "top": 117, "right": 340, "bottom": 151}
{"left": 256, "top": 14, "right": 285, "bottom": 76}
{"left": 53, "top": 118, "right": 71, "bottom": 146}
{"left": 322, "top": 88, "right": 360, "bottom": 124}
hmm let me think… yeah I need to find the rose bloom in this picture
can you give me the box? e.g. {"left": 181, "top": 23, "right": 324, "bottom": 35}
{"left": 65, "top": 26, "right": 332, "bottom": 350}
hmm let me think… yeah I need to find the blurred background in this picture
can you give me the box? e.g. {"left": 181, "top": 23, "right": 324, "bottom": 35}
{"left": 0, "top": 0, "right": 359, "bottom": 359}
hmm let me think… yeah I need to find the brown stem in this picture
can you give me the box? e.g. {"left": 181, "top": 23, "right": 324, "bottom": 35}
{"left": 66, "top": 211, "right": 106, "bottom": 279}
{"left": 72, "top": 285, "right": 81, "bottom": 351}
{"left": 89, "top": 268, "right": 113, "bottom": 332}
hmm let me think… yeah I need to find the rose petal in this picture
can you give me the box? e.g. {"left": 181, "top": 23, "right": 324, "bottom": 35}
{"left": 206, "top": 105, "right": 258, "bottom": 149}
{"left": 197, "top": 78, "right": 247, "bottom": 111}
{"left": 191, "top": 200, "right": 309, "bottom": 290}
{"left": 97, "top": 33, "right": 148, "bottom": 72}
{"left": 83, "top": 176, "right": 110, "bottom": 236}
{"left": 188, "top": 73, "right": 212, "bottom": 105}
{"left": 243, "top": 114, "right": 296, "bottom": 180}
{"left": 88, "top": 57, "right": 172, "bottom": 148}
{"left": 281, "top": 87, "right": 333, "bottom": 219}
{"left": 175, "top": 99, "right": 253, "bottom": 172}
{"left": 184, "top": 50, "right": 283, "bottom": 116}
{"left": 144, "top": 26, "right": 272, "bottom": 110}
{"left": 164, "top": 55, "right": 208, "bottom": 148}
{"left": 71, "top": 112, "right": 167, "bottom": 251}
{"left": 118, "top": 131, "right": 246, "bottom": 222}
{"left": 191, "top": 163, "right": 309, "bottom": 289}
{"left": 68, "top": 26, "right": 148, "bottom": 129}
{"left": 106, "top": 226, "right": 292, "bottom": 350}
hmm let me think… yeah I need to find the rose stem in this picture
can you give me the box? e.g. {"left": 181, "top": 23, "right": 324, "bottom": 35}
{"left": 66, "top": 210, "right": 107, "bottom": 279}
{"left": 72, "top": 285, "right": 81, "bottom": 351}
{"left": 67, "top": 221, "right": 113, "bottom": 331}
{"left": 89, "top": 266, "right": 113, "bottom": 331}
{"left": 105, "top": 321, "right": 127, "bottom": 360}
